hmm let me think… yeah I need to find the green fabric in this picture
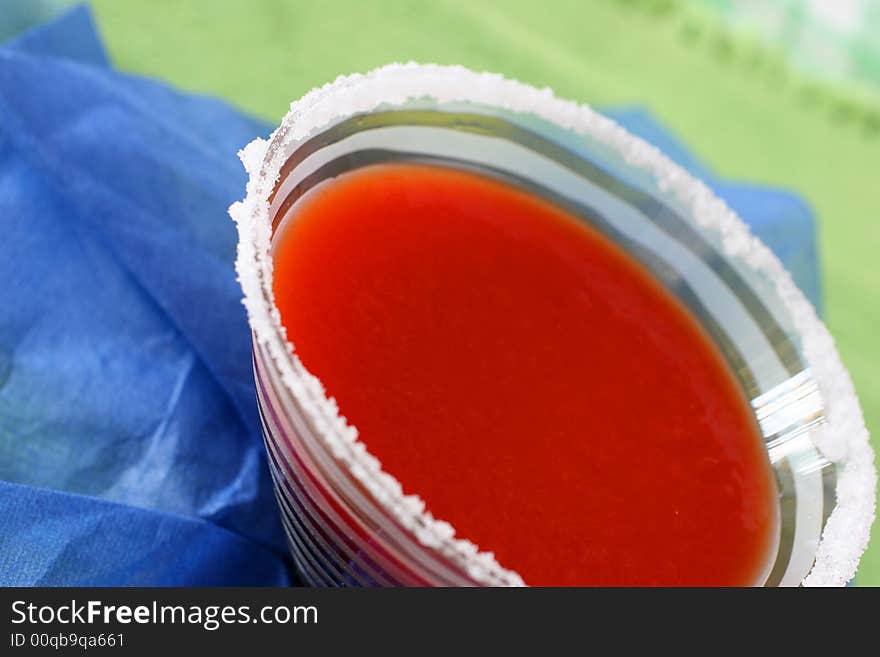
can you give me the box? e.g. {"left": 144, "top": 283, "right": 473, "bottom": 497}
{"left": 699, "top": 0, "right": 880, "bottom": 96}
{"left": 72, "top": 0, "right": 879, "bottom": 582}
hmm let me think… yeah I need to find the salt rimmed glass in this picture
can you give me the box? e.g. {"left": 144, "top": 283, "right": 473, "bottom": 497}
{"left": 230, "top": 64, "right": 875, "bottom": 586}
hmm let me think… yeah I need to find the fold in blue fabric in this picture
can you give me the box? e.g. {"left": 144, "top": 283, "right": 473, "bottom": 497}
{"left": 0, "top": 5, "right": 289, "bottom": 586}
{"left": 0, "top": 5, "right": 822, "bottom": 586}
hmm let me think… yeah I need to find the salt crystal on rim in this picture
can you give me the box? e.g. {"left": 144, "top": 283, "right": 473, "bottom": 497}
{"left": 230, "top": 63, "right": 875, "bottom": 587}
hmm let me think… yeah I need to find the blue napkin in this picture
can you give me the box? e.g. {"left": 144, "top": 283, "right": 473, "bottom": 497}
{"left": 0, "top": 5, "right": 289, "bottom": 586}
{"left": 0, "top": 0, "right": 59, "bottom": 43}
{"left": 0, "top": 5, "right": 822, "bottom": 586}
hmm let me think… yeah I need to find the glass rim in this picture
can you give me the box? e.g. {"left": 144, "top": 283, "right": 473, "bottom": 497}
{"left": 230, "top": 63, "right": 876, "bottom": 586}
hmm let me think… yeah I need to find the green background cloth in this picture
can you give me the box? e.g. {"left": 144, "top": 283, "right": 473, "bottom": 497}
{"left": 702, "top": 0, "right": 880, "bottom": 98}
{"left": 54, "top": 0, "right": 879, "bottom": 582}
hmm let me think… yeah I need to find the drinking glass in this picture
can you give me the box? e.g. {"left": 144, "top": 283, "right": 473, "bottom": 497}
{"left": 231, "top": 64, "right": 875, "bottom": 587}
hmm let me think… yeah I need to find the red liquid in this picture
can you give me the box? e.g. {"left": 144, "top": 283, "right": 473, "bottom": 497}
{"left": 272, "top": 163, "right": 777, "bottom": 586}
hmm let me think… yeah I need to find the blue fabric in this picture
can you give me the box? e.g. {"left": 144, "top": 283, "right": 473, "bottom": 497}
{"left": 0, "top": 6, "right": 822, "bottom": 586}
{"left": 0, "top": 0, "right": 59, "bottom": 43}
{"left": 0, "top": 5, "right": 289, "bottom": 586}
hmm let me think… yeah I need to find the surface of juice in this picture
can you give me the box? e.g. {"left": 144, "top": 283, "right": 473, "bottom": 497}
{"left": 272, "top": 163, "right": 778, "bottom": 586}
